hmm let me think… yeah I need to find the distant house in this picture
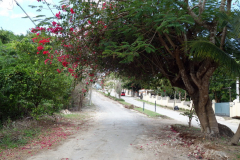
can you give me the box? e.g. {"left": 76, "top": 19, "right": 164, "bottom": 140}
{"left": 139, "top": 89, "right": 155, "bottom": 96}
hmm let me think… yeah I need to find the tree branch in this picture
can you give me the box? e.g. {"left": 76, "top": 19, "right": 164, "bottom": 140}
{"left": 183, "top": 0, "right": 209, "bottom": 29}
{"left": 190, "top": 61, "right": 202, "bottom": 88}
{"left": 196, "top": 60, "right": 211, "bottom": 79}
{"left": 157, "top": 32, "right": 174, "bottom": 57}
{"left": 164, "top": 33, "right": 176, "bottom": 49}
{"left": 220, "top": 0, "right": 232, "bottom": 50}
{"left": 172, "top": 71, "right": 181, "bottom": 83}
{"left": 202, "top": 66, "right": 216, "bottom": 88}
{"left": 175, "top": 48, "right": 195, "bottom": 94}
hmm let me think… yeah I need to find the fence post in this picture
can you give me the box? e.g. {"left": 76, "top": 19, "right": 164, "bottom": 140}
{"left": 143, "top": 102, "right": 145, "bottom": 111}
{"left": 155, "top": 100, "right": 156, "bottom": 112}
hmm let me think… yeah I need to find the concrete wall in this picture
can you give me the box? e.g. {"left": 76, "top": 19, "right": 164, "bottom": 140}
{"left": 230, "top": 102, "right": 240, "bottom": 117}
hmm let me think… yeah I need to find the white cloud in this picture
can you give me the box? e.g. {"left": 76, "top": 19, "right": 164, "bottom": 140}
{"left": 0, "top": 0, "right": 59, "bottom": 19}
{"left": 0, "top": 0, "right": 40, "bottom": 19}
{"left": 0, "top": 9, "right": 9, "bottom": 16}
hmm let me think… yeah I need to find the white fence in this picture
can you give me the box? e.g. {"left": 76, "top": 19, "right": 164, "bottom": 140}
{"left": 125, "top": 89, "right": 240, "bottom": 117}
{"left": 142, "top": 93, "right": 193, "bottom": 110}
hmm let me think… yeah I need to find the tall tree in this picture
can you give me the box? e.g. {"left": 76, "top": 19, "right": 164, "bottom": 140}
{"left": 96, "top": 0, "right": 240, "bottom": 136}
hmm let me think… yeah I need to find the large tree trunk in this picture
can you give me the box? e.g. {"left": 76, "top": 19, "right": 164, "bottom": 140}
{"left": 189, "top": 85, "right": 219, "bottom": 136}
{"left": 230, "top": 124, "right": 240, "bottom": 145}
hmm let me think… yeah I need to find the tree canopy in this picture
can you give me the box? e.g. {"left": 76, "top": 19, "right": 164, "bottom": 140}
{"left": 31, "top": 0, "right": 240, "bottom": 136}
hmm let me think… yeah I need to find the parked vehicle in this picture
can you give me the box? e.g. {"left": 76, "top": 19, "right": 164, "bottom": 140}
{"left": 121, "top": 92, "right": 125, "bottom": 96}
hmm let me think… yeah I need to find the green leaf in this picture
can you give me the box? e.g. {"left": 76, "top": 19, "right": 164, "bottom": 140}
{"left": 189, "top": 40, "right": 240, "bottom": 76}
{"left": 34, "top": 15, "right": 46, "bottom": 18}
{"left": 28, "top": 5, "right": 37, "bottom": 8}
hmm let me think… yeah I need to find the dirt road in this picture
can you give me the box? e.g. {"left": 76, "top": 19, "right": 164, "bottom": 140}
{"left": 26, "top": 91, "right": 209, "bottom": 160}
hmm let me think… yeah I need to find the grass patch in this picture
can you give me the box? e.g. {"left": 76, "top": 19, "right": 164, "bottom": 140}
{"left": 118, "top": 101, "right": 132, "bottom": 106}
{"left": 62, "top": 113, "right": 84, "bottom": 119}
{"left": 0, "top": 126, "right": 41, "bottom": 152}
{"left": 134, "top": 107, "right": 170, "bottom": 119}
{"left": 137, "top": 99, "right": 160, "bottom": 106}
{"left": 0, "top": 108, "right": 94, "bottom": 159}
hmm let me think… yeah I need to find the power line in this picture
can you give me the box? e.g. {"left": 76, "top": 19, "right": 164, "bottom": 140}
{"left": 44, "top": 0, "right": 55, "bottom": 17}
{"left": 43, "top": 0, "right": 60, "bottom": 23}
{"left": 13, "top": 0, "right": 37, "bottom": 27}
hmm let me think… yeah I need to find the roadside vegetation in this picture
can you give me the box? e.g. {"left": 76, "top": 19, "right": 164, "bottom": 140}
{"left": 0, "top": 102, "right": 95, "bottom": 159}
{"left": 134, "top": 107, "right": 170, "bottom": 119}
{"left": 0, "top": 30, "right": 74, "bottom": 124}
{"left": 0, "top": 30, "right": 96, "bottom": 158}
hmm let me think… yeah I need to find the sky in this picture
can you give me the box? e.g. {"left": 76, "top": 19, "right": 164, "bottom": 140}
{"left": 1, "top": 0, "right": 239, "bottom": 35}
{"left": 0, "top": 0, "right": 61, "bottom": 35}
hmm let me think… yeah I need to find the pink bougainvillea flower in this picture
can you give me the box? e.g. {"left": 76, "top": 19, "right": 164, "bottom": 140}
{"left": 39, "top": 38, "right": 50, "bottom": 45}
{"left": 68, "top": 68, "right": 74, "bottom": 73}
{"left": 37, "top": 45, "right": 44, "bottom": 51}
{"left": 86, "top": 82, "right": 89, "bottom": 85}
{"left": 52, "top": 21, "right": 57, "bottom": 26}
{"left": 70, "top": 28, "right": 74, "bottom": 32}
{"left": 70, "top": 8, "right": 75, "bottom": 14}
{"left": 89, "top": 73, "right": 94, "bottom": 77}
{"left": 62, "top": 61, "right": 68, "bottom": 67}
{"left": 37, "top": 52, "right": 39, "bottom": 54}
{"left": 88, "top": 20, "right": 92, "bottom": 24}
{"left": 62, "top": 5, "right": 67, "bottom": 10}
{"left": 57, "top": 69, "right": 61, "bottom": 73}
{"left": 43, "top": 50, "right": 49, "bottom": 54}
{"left": 44, "top": 59, "right": 50, "bottom": 65}
{"left": 32, "top": 37, "right": 38, "bottom": 42}
{"left": 36, "top": 33, "right": 40, "bottom": 36}
{"left": 56, "top": 11, "right": 61, "bottom": 19}
{"left": 90, "top": 79, "right": 93, "bottom": 82}
{"left": 104, "top": 25, "right": 107, "bottom": 29}
{"left": 103, "top": 2, "right": 106, "bottom": 6}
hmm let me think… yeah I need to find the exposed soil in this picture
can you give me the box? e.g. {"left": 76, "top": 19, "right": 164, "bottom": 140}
{"left": 170, "top": 124, "right": 240, "bottom": 159}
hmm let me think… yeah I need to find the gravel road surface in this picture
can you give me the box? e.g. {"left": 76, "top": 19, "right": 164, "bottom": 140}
{"left": 28, "top": 91, "right": 189, "bottom": 160}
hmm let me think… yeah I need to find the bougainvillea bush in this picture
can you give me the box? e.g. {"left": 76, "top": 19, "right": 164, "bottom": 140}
{"left": 31, "top": 0, "right": 114, "bottom": 85}
{"left": 0, "top": 33, "right": 74, "bottom": 123}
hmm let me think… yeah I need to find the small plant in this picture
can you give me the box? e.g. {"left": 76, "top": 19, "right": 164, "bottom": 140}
{"left": 180, "top": 105, "right": 195, "bottom": 127}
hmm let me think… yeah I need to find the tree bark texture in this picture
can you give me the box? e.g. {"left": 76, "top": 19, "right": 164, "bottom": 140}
{"left": 191, "top": 90, "right": 219, "bottom": 135}
{"left": 230, "top": 124, "right": 240, "bottom": 145}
